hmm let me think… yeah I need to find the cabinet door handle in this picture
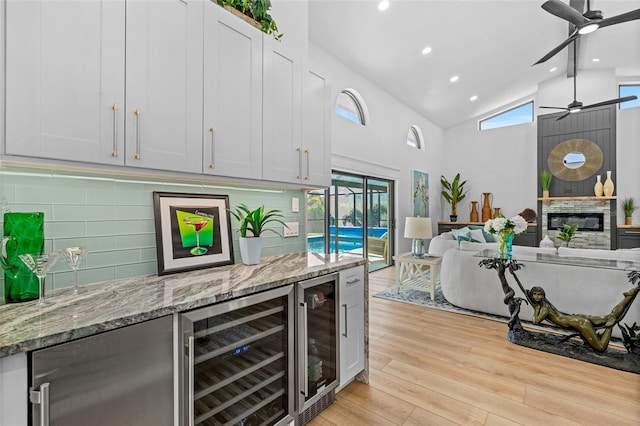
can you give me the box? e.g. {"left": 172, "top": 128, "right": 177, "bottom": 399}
{"left": 342, "top": 303, "right": 348, "bottom": 337}
{"left": 187, "top": 336, "right": 195, "bottom": 426}
{"left": 134, "top": 108, "right": 141, "bottom": 160}
{"left": 296, "top": 147, "right": 302, "bottom": 180}
{"left": 30, "top": 382, "right": 50, "bottom": 426}
{"left": 625, "top": 231, "right": 640, "bottom": 235}
{"left": 209, "top": 127, "right": 216, "bottom": 169}
{"left": 300, "top": 301, "right": 309, "bottom": 397}
{"left": 304, "top": 149, "right": 310, "bottom": 180}
{"left": 346, "top": 278, "right": 361, "bottom": 285}
{"left": 111, "top": 103, "right": 118, "bottom": 157}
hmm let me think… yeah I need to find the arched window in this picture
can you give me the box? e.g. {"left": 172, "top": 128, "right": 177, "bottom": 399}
{"left": 407, "top": 125, "right": 424, "bottom": 149}
{"left": 335, "top": 89, "right": 368, "bottom": 125}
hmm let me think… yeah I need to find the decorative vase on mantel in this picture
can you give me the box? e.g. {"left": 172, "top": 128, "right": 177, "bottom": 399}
{"left": 603, "top": 171, "right": 615, "bottom": 197}
{"left": 481, "top": 192, "right": 492, "bottom": 222}
{"left": 469, "top": 201, "right": 479, "bottom": 222}
{"left": 594, "top": 175, "right": 604, "bottom": 197}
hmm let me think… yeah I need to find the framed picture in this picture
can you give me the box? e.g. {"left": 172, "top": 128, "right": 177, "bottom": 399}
{"left": 153, "top": 192, "right": 234, "bottom": 275}
{"left": 412, "top": 170, "right": 429, "bottom": 218}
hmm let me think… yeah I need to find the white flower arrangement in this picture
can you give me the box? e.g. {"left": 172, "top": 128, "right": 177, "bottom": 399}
{"left": 484, "top": 215, "right": 528, "bottom": 235}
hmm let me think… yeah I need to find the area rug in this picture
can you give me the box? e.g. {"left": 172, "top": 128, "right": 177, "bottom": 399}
{"left": 373, "top": 281, "right": 510, "bottom": 324}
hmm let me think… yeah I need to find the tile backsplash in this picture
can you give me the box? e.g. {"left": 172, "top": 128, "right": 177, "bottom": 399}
{"left": 0, "top": 164, "right": 307, "bottom": 302}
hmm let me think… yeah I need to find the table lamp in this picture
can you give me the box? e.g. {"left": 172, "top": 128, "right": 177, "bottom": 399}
{"left": 404, "top": 217, "right": 432, "bottom": 258}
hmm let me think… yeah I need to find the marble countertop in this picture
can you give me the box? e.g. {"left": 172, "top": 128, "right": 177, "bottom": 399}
{"left": 0, "top": 252, "right": 366, "bottom": 358}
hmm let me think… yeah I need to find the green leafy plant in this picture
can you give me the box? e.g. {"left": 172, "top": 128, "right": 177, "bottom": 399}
{"left": 557, "top": 223, "right": 578, "bottom": 247}
{"left": 217, "top": 0, "right": 283, "bottom": 40}
{"left": 540, "top": 170, "right": 552, "bottom": 192}
{"left": 622, "top": 197, "right": 639, "bottom": 218}
{"left": 440, "top": 173, "right": 469, "bottom": 217}
{"left": 228, "top": 204, "right": 287, "bottom": 238}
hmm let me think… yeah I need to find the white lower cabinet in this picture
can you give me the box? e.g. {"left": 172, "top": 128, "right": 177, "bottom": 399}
{"left": 337, "top": 266, "right": 365, "bottom": 391}
{"left": 0, "top": 353, "right": 28, "bottom": 426}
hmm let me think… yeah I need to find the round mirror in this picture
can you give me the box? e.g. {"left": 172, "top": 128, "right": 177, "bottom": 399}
{"left": 562, "top": 151, "right": 586, "bottom": 169}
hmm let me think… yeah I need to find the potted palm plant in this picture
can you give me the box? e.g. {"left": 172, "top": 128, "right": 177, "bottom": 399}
{"left": 622, "top": 197, "right": 639, "bottom": 226}
{"left": 440, "top": 173, "right": 469, "bottom": 222}
{"left": 229, "top": 204, "right": 288, "bottom": 265}
{"left": 540, "top": 170, "right": 552, "bottom": 198}
{"left": 557, "top": 223, "right": 578, "bottom": 247}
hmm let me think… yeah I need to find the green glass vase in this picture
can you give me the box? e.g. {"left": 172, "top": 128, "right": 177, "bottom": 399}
{"left": 2, "top": 212, "right": 45, "bottom": 302}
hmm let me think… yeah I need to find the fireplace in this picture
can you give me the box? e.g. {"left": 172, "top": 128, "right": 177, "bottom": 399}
{"left": 547, "top": 212, "right": 604, "bottom": 232}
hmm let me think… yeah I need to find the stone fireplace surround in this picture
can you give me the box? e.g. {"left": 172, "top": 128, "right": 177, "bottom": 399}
{"left": 541, "top": 198, "right": 613, "bottom": 249}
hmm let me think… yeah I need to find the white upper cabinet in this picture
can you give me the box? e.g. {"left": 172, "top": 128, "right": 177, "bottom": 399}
{"left": 125, "top": 0, "right": 204, "bottom": 173}
{"left": 203, "top": 2, "right": 263, "bottom": 179}
{"left": 5, "top": 0, "right": 126, "bottom": 165}
{"left": 301, "top": 65, "right": 332, "bottom": 187}
{"left": 262, "top": 37, "right": 302, "bottom": 184}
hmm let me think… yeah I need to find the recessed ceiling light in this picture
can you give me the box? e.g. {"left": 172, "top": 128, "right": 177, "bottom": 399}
{"left": 549, "top": 67, "right": 558, "bottom": 72}
{"left": 422, "top": 46, "right": 432, "bottom": 55}
{"left": 592, "top": 58, "right": 600, "bottom": 62}
{"left": 450, "top": 76, "right": 459, "bottom": 83}
{"left": 378, "top": 1, "right": 390, "bottom": 11}
{"left": 470, "top": 95, "right": 478, "bottom": 101}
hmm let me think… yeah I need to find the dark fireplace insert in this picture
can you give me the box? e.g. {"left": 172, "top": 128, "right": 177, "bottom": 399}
{"left": 547, "top": 212, "right": 604, "bottom": 232}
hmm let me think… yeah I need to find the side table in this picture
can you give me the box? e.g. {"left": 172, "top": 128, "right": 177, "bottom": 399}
{"left": 393, "top": 253, "right": 442, "bottom": 300}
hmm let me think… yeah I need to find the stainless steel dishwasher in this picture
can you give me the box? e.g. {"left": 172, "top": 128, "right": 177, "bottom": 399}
{"left": 29, "top": 315, "right": 174, "bottom": 426}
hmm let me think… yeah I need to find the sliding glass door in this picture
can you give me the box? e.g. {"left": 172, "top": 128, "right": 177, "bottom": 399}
{"left": 307, "top": 172, "right": 393, "bottom": 272}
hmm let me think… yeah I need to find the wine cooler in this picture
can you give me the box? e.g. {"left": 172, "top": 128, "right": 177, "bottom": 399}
{"left": 178, "top": 285, "right": 295, "bottom": 426}
{"left": 296, "top": 274, "right": 339, "bottom": 425}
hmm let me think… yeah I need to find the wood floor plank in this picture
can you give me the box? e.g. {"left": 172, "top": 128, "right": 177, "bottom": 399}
{"left": 339, "top": 381, "right": 415, "bottom": 425}
{"left": 308, "top": 267, "right": 640, "bottom": 426}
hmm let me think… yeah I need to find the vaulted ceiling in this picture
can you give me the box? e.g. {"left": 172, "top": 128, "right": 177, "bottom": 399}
{"left": 308, "top": 0, "right": 640, "bottom": 129}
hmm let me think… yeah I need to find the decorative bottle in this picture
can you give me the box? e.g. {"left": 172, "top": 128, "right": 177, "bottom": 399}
{"left": 603, "top": 171, "right": 614, "bottom": 197}
{"left": 481, "top": 193, "right": 492, "bottom": 222}
{"left": 470, "top": 201, "right": 479, "bottom": 222}
{"left": 594, "top": 175, "right": 603, "bottom": 197}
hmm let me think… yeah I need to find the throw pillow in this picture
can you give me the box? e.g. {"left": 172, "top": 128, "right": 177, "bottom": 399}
{"left": 469, "top": 224, "right": 495, "bottom": 242}
{"left": 469, "top": 228, "right": 487, "bottom": 243}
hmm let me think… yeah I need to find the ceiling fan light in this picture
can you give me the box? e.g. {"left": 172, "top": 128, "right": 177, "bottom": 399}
{"left": 578, "top": 23, "right": 599, "bottom": 35}
{"left": 569, "top": 108, "right": 582, "bottom": 113}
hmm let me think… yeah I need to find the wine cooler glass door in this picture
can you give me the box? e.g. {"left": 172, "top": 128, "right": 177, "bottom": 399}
{"left": 297, "top": 274, "right": 339, "bottom": 410}
{"left": 180, "top": 285, "right": 295, "bottom": 426}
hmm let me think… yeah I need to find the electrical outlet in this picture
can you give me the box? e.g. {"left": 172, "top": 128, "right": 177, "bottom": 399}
{"left": 283, "top": 222, "right": 299, "bottom": 237}
{"left": 292, "top": 197, "right": 300, "bottom": 213}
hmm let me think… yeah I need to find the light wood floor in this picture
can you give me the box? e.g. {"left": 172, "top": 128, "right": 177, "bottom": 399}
{"left": 309, "top": 266, "right": 640, "bottom": 426}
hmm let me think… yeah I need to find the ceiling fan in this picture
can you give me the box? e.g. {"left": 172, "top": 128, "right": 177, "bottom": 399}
{"left": 539, "top": 42, "right": 638, "bottom": 120}
{"left": 534, "top": 0, "right": 640, "bottom": 65}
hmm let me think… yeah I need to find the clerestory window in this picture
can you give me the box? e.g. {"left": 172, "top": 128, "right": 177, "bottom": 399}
{"left": 335, "top": 89, "right": 368, "bottom": 125}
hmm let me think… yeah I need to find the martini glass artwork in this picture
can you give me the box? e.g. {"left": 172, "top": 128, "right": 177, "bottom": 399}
{"left": 61, "top": 247, "right": 88, "bottom": 295}
{"left": 19, "top": 252, "right": 60, "bottom": 308}
{"left": 183, "top": 216, "right": 210, "bottom": 256}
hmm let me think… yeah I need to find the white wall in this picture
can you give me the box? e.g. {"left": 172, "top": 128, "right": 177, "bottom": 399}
{"left": 308, "top": 43, "right": 446, "bottom": 255}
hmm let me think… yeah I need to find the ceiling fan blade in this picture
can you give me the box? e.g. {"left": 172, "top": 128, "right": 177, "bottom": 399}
{"left": 533, "top": 31, "right": 579, "bottom": 65}
{"left": 598, "top": 8, "right": 640, "bottom": 28}
{"left": 539, "top": 106, "right": 569, "bottom": 110}
{"left": 542, "top": 0, "right": 589, "bottom": 27}
{"left": 555, "top": 111, "right": 572, "bottom": 121}
{"left": 581, "top": 95, "right": 638, "bottom": 109}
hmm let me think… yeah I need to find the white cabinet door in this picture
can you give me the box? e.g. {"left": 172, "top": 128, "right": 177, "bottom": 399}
{"left": 338, "top": 266, "right": 365, "bottom": 390}
{"left": 0, "top": 353, "right": 28, "bottom": 426}
{"left": 125, "top": 0, "right": 204, "bottom": 173}
{"left": 203, "top": 3, "right": 263, "bottom": 179}
{"left": 5, "top": 0, "right": 125, "bottom": 165}
{"left": 302, "top": 66, "right": 332, "bottom": 187}
{"left": 262, "top": 37, "right": 302, "bottom": 184}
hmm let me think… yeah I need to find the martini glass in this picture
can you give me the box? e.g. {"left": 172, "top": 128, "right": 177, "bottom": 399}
{"left": 61, "top": 247, "right": 88, "bottom": 295}
{"left": 19, "top": 252, "right": 60, "bottom": 308}
{"left": 183, "top": 216, "right": 210, "bottom": 256}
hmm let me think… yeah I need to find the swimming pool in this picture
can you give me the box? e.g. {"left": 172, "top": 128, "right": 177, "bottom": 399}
{"left": 308, "top": 227, "right": 387, "bottom": 253}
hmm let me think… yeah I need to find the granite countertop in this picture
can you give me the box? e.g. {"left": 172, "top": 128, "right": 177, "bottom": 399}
{"left": 0, "top": 252, "right": 366, "bottom": 358}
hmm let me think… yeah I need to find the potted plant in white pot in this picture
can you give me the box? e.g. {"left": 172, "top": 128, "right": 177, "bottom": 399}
{"left": 229, "top": 204, "right": 288, "bottom": 265}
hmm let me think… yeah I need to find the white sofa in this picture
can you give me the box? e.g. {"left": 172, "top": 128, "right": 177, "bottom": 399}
{"left": 427, "top": 234, "right": 640, "bottom": 339}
